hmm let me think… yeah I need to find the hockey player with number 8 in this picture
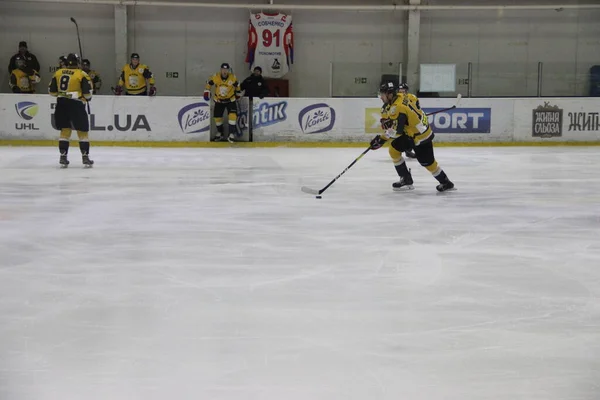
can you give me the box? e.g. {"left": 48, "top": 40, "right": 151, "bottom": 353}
{"left": 48, "top": 53, "right": 94, "bottom": 168}
{"left": 370, "top": 82, "right": 455, "bottom": 192}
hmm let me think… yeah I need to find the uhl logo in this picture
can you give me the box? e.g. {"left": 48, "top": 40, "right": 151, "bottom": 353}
{"left": 15, "top": 101, "right": 40, "bottom": 131}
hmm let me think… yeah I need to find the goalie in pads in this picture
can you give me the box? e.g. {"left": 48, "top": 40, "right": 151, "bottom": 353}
{"left": 370, "top": 82, "right": 455, "bottom": 192}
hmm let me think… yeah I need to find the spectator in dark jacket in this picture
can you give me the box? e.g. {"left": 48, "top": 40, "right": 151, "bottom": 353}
{"left": 240, "top": 66, "right": 269, "bottom": 99}
{"left": 8, "top": 41, "right": 40, "bottom": 73}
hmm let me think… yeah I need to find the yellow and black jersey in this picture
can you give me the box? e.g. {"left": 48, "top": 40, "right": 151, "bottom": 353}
{"left": 118, "top": 63, "right": 155, "bottom": 95}
{"left": 48, "top": 68, "right": 93, "bottom": 102}
{"left": 382, "top": 94, "right": 432, "bottom": 145}
{"left": 86, "top": 70, "right": 102, "bottom": 92}
{"left": 205, "top": 73, "right": 240, "bottom": 102}
{"left": 403, "top": 92, "right": 421, "bottom": 109}
{"left": 9, "top": 68, "right": 41, "bottom": 93}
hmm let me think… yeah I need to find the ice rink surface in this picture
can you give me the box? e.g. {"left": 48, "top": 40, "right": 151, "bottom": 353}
{"left": 1, "top": 145, "right": 600, "bottom": 400}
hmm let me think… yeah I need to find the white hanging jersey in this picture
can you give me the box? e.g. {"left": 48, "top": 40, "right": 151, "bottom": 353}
{"left": 246, "top": 12, "right": 294, "bottom": 79}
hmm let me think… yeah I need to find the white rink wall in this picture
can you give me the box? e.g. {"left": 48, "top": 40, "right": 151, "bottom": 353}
{"left": 1, "top": 94, "right": 600, "bottom": 144}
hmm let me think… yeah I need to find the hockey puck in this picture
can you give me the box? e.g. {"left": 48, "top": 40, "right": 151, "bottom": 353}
{"left": 316, "top": 196, "right": 322, "bottom": 199}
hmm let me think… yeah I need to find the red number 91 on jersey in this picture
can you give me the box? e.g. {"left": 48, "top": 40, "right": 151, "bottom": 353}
{"left": 246, "top": 12, "right": 294, "bottom": 79}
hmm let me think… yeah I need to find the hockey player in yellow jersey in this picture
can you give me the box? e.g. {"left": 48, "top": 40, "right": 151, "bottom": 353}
{"left": 48, "top": 53, "right": 94, "bottom": 168}
{"left": 9, "top": 56, "right": 41, "bottom": 93}
{"left": 370, "top": 82, "right": 455, "bottom": 192}
{"left": 204, "top": 63, "right": 241, "bottom": 142}
{"left": 396, "top": 83, "right": 417, "bottom": 159}
{"left": 82, "top": 59, "right": 102, "bottom": 93}
{"left": 115, "top": 53, "right": 156, "bottom": 96}
{"left": 398, "top": 82, "right": 420, "bottom": 109}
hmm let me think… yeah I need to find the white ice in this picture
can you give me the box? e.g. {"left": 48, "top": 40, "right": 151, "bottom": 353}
{"left": 1, "top": 146, "right": 600, "bottom": 400}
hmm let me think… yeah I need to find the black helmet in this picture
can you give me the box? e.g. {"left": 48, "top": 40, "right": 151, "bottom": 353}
{"left": 66, "top": 53, "right": 80, "bottom": 67}
{"left": 82, "top": 59, "right": 91, "bottom": 67}
{"left": 379, "top": 81, "right": 397, "bottom": 94}
{"left": 398, "top": 83, "right": 409, "bottom": 91}
{"left": 220, "top": 62, "right": 231, "bottom": 70}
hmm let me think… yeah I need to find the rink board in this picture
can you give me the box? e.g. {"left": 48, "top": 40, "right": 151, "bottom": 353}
{"left": 1, "top": 94, "right": 599, "bottom": 145}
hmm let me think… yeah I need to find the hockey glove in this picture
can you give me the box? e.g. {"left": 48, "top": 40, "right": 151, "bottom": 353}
{"left": 148, "top": 86, "right": 157, "bottom": 96}
{"left": 380, "top": 118, "right": 393, "bottom": 130}
{"left": 370, "top": 135, "right": 387, "bottom": 150}
{"left": 203, "top": 90, "right": 211, "bottom": 101}
{"left": 114, "top": 85, "right": 123, "bottom": 95}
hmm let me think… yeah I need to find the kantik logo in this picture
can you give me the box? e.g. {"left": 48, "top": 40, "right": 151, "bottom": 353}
{"left": 298, "top": 103, "right": 336, "bottom": 134}
{"left": 15, "top": 101, "right": 39, "bottom": 120}
{"left": 178, "top": 102, "right": 211, "bottom": 134}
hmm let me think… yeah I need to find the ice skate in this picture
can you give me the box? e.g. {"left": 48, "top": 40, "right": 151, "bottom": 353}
{"left": 436, "top": 180, "right": 455, "bottom": 192}
{"left": 59, "top": 154, "right": 69, "bottom": 168}
{"left": 82, "top": 154, "right": 94, "bottom": 168}
{"left": 392, "top": 170, "right": 414, "bottom": 192}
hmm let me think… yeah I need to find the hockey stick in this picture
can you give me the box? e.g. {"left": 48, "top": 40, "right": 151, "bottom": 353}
{"left": 302, "top": 93, "right": 462, "bottom": 198}
{"left": 70, "top": 17, "right": 83, "bottom": 60}
{"left": 301, "top": 147, "right": 371, "bottom": 197}
{"left": 70, "top": 17, "right": 91, "bottom": 113}
{"left": 425, "top": 93, "right": 462, "bottom": 116}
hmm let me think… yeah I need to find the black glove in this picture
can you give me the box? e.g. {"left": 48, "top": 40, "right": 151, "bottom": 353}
{"left": 380, "top": 118, "right": 393, "bottom": 130}
{"left": 370, "top": 135, "right": 386, "bottom": 150}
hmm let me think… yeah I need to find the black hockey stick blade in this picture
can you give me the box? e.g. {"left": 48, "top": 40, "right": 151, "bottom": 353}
{"left": 70, "top": 17, "right": 77, "bottom": 24}
{"left": 301, "top": 147, "right": 371, "bottom": 196}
